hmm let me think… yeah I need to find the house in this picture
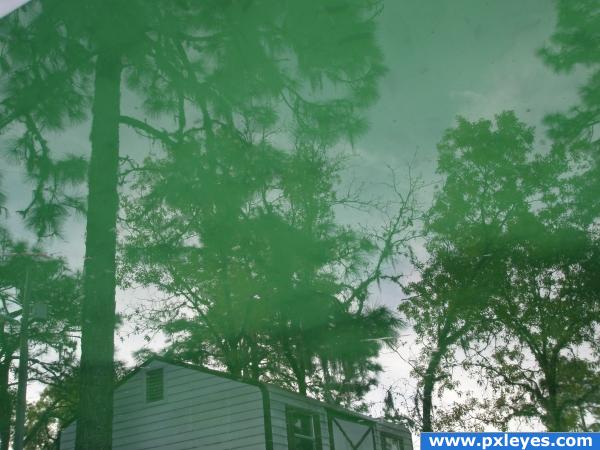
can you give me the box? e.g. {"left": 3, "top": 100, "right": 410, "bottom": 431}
{"left": 60, "top": 357, "right": 412, "bottom": 450}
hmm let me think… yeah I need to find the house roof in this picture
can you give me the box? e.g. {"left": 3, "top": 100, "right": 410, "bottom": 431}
{"left": 128, "top": 356, "right": 397, "bottom": 427}
{"left": 61, "top": 356, "right": 410, "bottom": 437}
{"left": 0, "top": 0, "right": 31, "bottom": 19}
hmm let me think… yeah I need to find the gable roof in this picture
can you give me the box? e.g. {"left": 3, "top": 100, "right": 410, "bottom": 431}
{"left": 0, "top": 0, "right": 31, "bottom": 19}
{"left": 119, "top": 356, "right": 260, "bottom": 389}
{"left": 62, "top": 356, "right": 410, "bottom": 440}
{"left": 126, "top": 356, "right": 388, "bottom": 426}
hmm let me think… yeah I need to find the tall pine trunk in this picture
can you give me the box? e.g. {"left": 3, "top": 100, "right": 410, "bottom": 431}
{"left": 0, "top": 356, "right": 11, "bottom": 450}
{"left": 75, "top": 49, "right": 122, "bottom": 450}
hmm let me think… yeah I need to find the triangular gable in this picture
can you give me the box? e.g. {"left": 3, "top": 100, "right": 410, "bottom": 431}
{"left": 0, "top": 0, "right": 31, "bottom": 19}
{"left": 331, "top": 415, "right": 375, "bottom": 450}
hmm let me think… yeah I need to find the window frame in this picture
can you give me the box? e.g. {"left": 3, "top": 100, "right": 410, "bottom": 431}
{"left": 285, "top": 405, "right": 323, "bottom": 450}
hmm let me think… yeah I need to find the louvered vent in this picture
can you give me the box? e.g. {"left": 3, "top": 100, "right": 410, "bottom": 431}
{"left": 145, "top": 368, "right": 164, "bottom": 403}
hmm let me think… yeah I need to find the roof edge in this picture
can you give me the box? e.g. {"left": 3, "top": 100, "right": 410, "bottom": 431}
{"left": 0, "top": 0, "right": 32, "bottom": 19}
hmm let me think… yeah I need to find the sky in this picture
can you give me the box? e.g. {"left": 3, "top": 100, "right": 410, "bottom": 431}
{"left": 0, "top": 0, "right": 586, "bottom": 429}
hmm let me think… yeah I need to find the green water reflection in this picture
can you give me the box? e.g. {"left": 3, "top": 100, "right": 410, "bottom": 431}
{"left": 0, "top": 0, "right": 598, "bottom": 447}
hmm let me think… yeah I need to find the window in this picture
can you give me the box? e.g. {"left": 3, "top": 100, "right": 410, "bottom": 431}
{"left": 382, "top": 433, "right": 404, "bottom": 450}
{"left": 286, "top": 407, "right": 322, "bottom": 450}
{"left": 145, "top": 368, "right": 164, "bottom": 402}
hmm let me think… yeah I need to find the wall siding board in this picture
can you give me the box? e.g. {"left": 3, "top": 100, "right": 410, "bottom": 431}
{"left": 112, "top": 415, "right": 265, "bottom": 447}
{"left": 112, "top": 402, "right": 262, "bottom": 435}
{"left": 113, "top": 425, "right": 266, "bottom": 450}
{"left": 113, "top": 385, "right": 261, "bottom": 421}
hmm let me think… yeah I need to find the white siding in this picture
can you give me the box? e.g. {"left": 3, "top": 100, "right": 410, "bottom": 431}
{"left": 266, "top": 385, "right": 331, "bottom": 450}
{"left": 60, "top": 360, "right": 266, "bottom": 450}
{"left": 60, "top": 423, "right": 76, "bottom": 449}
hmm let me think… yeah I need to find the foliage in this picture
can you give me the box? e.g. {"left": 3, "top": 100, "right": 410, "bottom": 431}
{"left": 121, "top": 140, "right": 404, "bottom": 408}
{"left": 399, "top": 111, "right": 543, "bottom": 431}
{"left": 538, "top": 0, "right": 600, "bottom": 226}
{"left": 0, "top": 233, "right": 81, "bottom": 450}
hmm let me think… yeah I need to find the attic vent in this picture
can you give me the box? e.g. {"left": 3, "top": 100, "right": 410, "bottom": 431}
{"left": 146, "top": 368, "right": 164, "bottom": 403}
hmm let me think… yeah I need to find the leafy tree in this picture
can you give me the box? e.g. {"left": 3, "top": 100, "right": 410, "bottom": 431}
{"left": 121, "top": 138, "right": 402, "bottom": 408}
{"left": 402, "top": 109, "right": 599, "bottom": 431}
{"left": 23, "top": 368, "right": 79, "bottom": 450}
{"left": 538, "top": 0, "right": 600, "bottom": 226}
{"left": 1, "top": 0, "right": 385, "bottom": 446}
{"left": 465, "top": 209, "right": 600, "bottom": 430}
{"left": 403, "top": 2, "right": 600, "bottom": 431}
{"left": 462, "top": 0, "right": 600, "bottom": 429}
{"left": 0, "top": 236, "right": 80, "bottom": 450}
{"left": 400, "top": 111, "right": 543, "bottom": 431}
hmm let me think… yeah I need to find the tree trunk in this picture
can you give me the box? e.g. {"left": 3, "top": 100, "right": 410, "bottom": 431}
{"left": 421, "top": 343, "right": 445, "bottom": 433}
{"left": 544, "top": 378, "right": 564, "bottom": 431}
{"left": 543, "top": 391, "right": 564, "bottom": 432}
{"left": 249, "top": 339, "right": 261, "bottom": 381}
{"left": 74, "top": 49, "right": 122, "bottom": 450}
{"left": 320, "top": 355, "right": 334, "bottom": 403}
{"left": 540, "top": 352, "right": 564, "bottom": 431}
{"left": 296, "top": 366, "right": 308, "bottom": 397}
{"left": 293, "top": 344, "right": 308, "bottom": 397}
{"left": 545, "top": 411, "right": 564, "bottom": 432}
{"left": 282, "top": 340, "right": 307, "bottom": 396}
{"left": 0, "top": 357, "right": 11, "bottom": 450}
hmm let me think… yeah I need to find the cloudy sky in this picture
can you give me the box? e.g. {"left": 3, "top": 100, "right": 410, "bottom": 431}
{"left": 0, "top": 0, "right": 584, "bottom": 424}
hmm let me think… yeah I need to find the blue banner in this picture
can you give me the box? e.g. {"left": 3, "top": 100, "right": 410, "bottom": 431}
{"left": 422, "top": 433, "right": 600, "bottom": 450}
